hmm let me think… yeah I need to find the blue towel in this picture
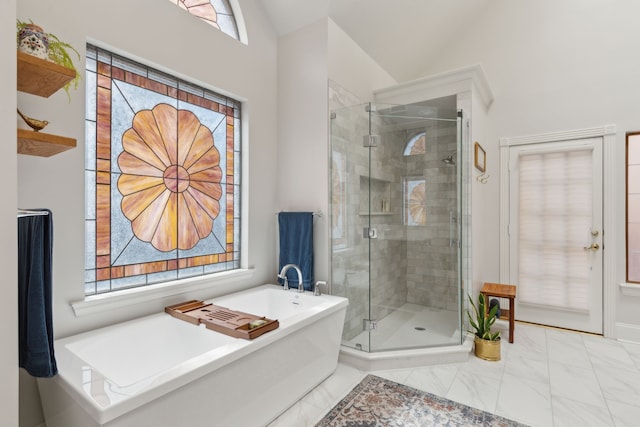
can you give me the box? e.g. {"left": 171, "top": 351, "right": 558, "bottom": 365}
{"left": 278, "top": 212, "right": 314, "bottom": 291}
{"left": 18, "top": 209, "right": 57, "bottom": 378}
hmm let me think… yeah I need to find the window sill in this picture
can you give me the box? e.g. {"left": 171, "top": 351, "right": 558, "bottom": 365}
{"left": 71, "top": 268, "right": 256, "bottom": 317}
{"left": 620, "top": 282, "right": 640, "bottom": 297}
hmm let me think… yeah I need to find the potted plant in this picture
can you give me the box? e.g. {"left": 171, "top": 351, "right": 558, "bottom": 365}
{"left": 17, "top": 19, "right": 80, "bottom": 99}
{"left": 467, "top": 293, "right": 501, "bottom": 361}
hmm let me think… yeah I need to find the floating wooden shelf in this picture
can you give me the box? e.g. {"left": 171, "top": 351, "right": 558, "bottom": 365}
{"left": 17, "top": 51, "right": 77, "bottom": 157}
{"left": 17, "top": 129, "right": 76, "bottom": 157}
{"left": 17, "top": 51, "right": 76, "bottom": 98}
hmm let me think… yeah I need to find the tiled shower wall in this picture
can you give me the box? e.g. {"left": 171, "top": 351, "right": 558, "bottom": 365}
{"left": 402, "top": 122, "right": 459, "bottom": 311}
{"left": 329, "top": 80, "right": 459, "bottom": 343}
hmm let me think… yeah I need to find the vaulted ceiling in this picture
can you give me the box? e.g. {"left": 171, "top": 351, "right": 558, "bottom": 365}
{"left": 258, "top": 0, "right": 491, "bottom": 82}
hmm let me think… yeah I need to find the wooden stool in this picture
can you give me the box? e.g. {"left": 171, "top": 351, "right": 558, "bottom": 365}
{"left": 480, "top": 282, "right": 516, "bottom": 343}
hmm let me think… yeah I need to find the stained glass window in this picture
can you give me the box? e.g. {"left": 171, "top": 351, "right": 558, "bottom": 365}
{"left": 168, "top": 0, "right": 239, "bottom": 40}
{"left": 85, "top": 44, "right": 241, "bottom": 295}
{"left": 403, "top": 131, "right": 426, "bottom": 156}
{"left": 331, "top": 151, "right": 347, "bottom": 250}
{"left": 404, "top": 177, "right": 426, "bottom": 226}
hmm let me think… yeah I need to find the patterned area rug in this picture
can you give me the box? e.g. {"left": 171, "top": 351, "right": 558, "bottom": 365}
{"left": 316, "top": 375, "right": 528, "bottom": 427}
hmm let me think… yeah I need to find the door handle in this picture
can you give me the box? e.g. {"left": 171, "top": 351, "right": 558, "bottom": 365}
{"left": 583, "top": 243, "right": 600, "bottom": 251}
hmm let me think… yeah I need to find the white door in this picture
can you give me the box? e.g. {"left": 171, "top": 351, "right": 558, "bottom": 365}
{"left": 508, "top": 137, "right": 603, "bottom": 334}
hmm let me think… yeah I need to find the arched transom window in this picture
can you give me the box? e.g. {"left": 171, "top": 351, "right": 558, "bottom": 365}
{"left": 403, "top": 131, "right": 426, "bottom": 156}
{"left": 168, "top": 0, "right": 239, "bottom": 40}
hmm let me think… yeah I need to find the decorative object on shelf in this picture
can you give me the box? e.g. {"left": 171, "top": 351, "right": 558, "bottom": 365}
{"left": 17, "top": 19, "right": 80, "bottom": 99}
{"left": 474, "top": 141, "right": 486, "bottom": 172}
{"left": 467, "top": 292, "right": 501, "bottom": 361}
{"left": 17, "top": 23, "right": 49, "bottom": 59}
{"left": 17, "top": 109, "right": 49, "bottom": 132}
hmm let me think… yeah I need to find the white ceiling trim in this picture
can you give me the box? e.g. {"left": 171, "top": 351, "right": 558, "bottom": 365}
{"left": 373, "top": 64, "right": 494, "bottom": 108}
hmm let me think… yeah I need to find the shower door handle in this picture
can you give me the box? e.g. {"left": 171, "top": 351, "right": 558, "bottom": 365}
{"left": 363, "top": 227, "right": 378, "bottom": 239}
{"left": 449, "top": 212, "right": 458, "bottom": 247}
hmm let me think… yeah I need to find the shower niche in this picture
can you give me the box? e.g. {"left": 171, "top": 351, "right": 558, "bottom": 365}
{"left": 359, "top": 176, "right": 392, "bottom": 215}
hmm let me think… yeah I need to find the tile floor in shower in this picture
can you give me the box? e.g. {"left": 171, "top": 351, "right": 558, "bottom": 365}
{"left": 343, "top": 302, "right": 461, "bottom": 351}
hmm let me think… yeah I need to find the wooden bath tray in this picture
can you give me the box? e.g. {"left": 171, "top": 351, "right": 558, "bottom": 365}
{"left": 165, "top": 300, "right": 279, "bottom": 340}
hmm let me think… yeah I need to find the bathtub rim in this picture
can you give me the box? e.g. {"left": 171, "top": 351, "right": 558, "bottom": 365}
{"left": 41, "top": 284, "right": 348, "bottom": 425}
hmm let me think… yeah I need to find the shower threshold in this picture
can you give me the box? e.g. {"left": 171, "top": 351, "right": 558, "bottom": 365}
{"left": 339, "top": 303, "right": 472, "bottom": 371}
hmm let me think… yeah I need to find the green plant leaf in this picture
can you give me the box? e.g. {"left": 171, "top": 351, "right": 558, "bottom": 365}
{"left": 467, "top": 292, "right": 500, "bottom": 340}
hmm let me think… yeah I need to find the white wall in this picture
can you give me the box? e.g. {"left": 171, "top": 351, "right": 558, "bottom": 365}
{"left": 470, "top": 90, "right": 494, "bottom": 296}
{"left": 328, "top": 19, "right": 396, "bottom": 104}
{"left": 276, "top": 18, "right": 396, "bottom": 286}
{"left": 16, "top": 0, "right": 278, "bottom": 425}
{"left": 411, "top": 0, "right": 640, "bottom": 335}
{"left": 276, "top": 19, "right": 329, "bottom": 282}
{"left": 1, "top": 0, "right": 19, "bottom": 425}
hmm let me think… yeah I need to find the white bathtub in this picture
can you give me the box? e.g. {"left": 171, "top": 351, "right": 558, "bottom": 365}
{"left": 37, "top": 285, "right": 348, "bottom": 427}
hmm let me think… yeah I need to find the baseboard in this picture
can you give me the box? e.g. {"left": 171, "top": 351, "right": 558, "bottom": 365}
{"left": 615, "top": 322, "right": 640, "bottom": 344}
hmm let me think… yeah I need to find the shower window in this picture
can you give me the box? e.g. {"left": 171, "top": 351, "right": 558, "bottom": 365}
{"left": 332, "top": 151, "right": 348, "bottom": 251}
{"left": 404, "top": 177, "right": 426, "bottom": 226}
{"left": 403, "top": 131, "right": 426, "bottom": 155}
{"left": 84, "top": 44, "right": 241, "bottom": 295}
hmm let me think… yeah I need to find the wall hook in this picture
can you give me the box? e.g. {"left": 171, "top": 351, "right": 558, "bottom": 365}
{"left": 476, "top": 173, "right": 490, "bottom": 184}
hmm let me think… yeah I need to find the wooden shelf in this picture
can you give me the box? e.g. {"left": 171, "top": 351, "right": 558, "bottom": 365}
{"left": 17, "top": 51, "right": 76, "bottom": 98}
{"left": 17, "top": 51, "right": 77, "bottom": 157}
{"left": 17, "top": 129, "right": 76, "bottom": 157}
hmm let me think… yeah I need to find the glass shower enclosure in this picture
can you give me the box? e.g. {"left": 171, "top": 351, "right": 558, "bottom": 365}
{"left": 330, "top": 99, "right": 467, "bottom": 353}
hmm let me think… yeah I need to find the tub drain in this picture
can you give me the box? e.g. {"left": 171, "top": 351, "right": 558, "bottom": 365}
{"left": 414, "top": 326, "right": 426, "bottom": 331}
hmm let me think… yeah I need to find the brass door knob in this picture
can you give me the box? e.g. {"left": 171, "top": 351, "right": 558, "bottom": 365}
{"left": 583, "top": 243, "right": 600, "bottom": 251}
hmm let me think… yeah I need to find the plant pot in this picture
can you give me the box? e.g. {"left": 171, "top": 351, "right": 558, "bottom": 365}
{"left": 474, "top": 336, "right": 501, "bottom": 361}
{"left": 18, "top": 24, "right": 49, "bottom": 59}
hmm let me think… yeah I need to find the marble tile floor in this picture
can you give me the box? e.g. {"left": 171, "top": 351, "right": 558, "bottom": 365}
{"left": 268, "top": 322, "right": 640, "bottom": 427}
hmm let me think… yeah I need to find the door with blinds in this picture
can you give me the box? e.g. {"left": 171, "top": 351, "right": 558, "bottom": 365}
{"left": 508, "top": 138, "right": 603, "bottom": 334}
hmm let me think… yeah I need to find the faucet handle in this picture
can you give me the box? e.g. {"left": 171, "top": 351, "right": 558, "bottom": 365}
{"left": 314, "top": 281, "right": 327, "bottom": 296}
{"left": 278, "top": 272, "right": 289, "bottom": 290}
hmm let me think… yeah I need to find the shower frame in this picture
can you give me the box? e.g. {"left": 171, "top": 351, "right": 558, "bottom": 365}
{"left": 329, "top": 100, "right": 469, "bottom": 354}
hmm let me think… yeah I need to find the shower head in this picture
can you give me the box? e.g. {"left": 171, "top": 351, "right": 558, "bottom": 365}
{"left": 442, "top": 152, "right": 456, "bottom": 165}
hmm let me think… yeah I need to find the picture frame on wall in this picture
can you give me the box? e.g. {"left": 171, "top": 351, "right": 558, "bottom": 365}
{"left": 474, "top": 142, "right": 486, "bottom": 172}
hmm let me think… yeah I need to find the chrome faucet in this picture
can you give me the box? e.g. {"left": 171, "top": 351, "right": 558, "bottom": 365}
{"left": 278, "top": 264, "right": 304, "bottom": 292}
{"left": 314, "top": 280, "right": 327, "bottom": 296}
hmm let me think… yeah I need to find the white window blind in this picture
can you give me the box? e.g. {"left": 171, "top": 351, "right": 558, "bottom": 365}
{"left": 518, "top": 149, "right": 592, "bottom": 311}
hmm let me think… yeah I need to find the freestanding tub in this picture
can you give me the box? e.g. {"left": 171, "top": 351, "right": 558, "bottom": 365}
{"left": 37, "top": 284, "right": 348, "bottom": 427}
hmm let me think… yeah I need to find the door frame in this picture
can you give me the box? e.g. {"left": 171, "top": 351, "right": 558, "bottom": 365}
{"left": 499, "top": 125, "right": 617, "bottom": 338}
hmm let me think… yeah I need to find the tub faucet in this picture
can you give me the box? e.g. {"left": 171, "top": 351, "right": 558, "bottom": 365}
{"left": 314, "top": 280, "right": 327, "bottom": 296}
{"left": 278, "top": 264, "right": 304, "bottom": 292}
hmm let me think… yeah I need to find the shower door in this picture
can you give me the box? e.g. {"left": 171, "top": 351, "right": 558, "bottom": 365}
{"left": 330, "top": 101, "right": 465, "bottom": 353}
{"left": 367, "top": 103, "right": 463, "bottom": 352}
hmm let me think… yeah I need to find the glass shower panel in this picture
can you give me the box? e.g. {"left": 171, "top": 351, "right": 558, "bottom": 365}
{"left": 330, "top": 99, "right": 465, "bottom": 354}
{"left": 367, "top": 103, "right": 462, "bottom": 352}
{"left": 330, "top": 103, "right": 372, "bottom": 351}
